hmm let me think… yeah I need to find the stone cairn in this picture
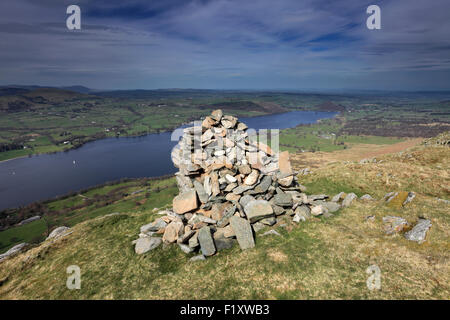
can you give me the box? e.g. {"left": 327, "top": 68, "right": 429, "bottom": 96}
{"left": 134, "top": 109, "right": 348, "bottom": 258}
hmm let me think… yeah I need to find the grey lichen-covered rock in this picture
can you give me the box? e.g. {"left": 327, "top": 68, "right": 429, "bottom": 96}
{"left": 140, "top": 218, "right": 167, "bottom": 233}
{"left": 273, "top": 193, "right": 293, "bottom": 207}
{"left": 322, "top": 201, "right": 340, "bottom": 213}
{"left": 213, "top": 237, "right": 235, "bottom": 251}
{"left": 230, "top": 216, "right": 255, "bottom": 250}
{"left": 383, "top": 216, "right": 410, "bottom": 235}
{"left": 239, "top": 194, "right": 255, "bottom": 208}
{"left": 0, "top": 243, "right": 27, "bottom": 262}
{"left": 404, "top": 219, "right": 431, "bottom": 243}
{"left": 198, "top": 226, "right": 216, "bottom": 256}
{"left": 193, "top": 180, "right": 209, "bottom": 204}
{"left": 261, "top": 230, "right": 281, "bottom": 237}
{"left": 311, "top": 205, "right": 325, "bottom": 216}
{"left": 251, "top": 222, "right": 265, "bottom": 233}
{"left": 18, "top": 215, "right": 41, "bottom": 226}
{"left": 331, "top": 192, "right": 345, "bottom": 202}
{"left": 178, "top": 243, "right": 194, "bottom": 254}
{"left": 46, "top": 226, "right": 70, "bottom": 240}
{"left": 342, "top": 193, "right": 358, "bottom": 207}
{"left": 134, "top": 237, "right": 162, "bottom": 254}
{"left": 260, "top": 217, "right": 277, "bottom": 226}
{"left": 244, "top": 199, "right": 274, "bottom": 222}
{"left": 403, "top": 192, "right": 416, "bottom": 206}
{"left": 360, "top": 194, "right": 375, "bottom": 201}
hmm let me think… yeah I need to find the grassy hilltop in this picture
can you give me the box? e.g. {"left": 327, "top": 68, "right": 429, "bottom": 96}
{"left": 0, "top": 134, "right": 448, "bottom": 299}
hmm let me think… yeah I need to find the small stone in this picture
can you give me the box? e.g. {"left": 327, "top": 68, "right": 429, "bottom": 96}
{"left": 278, "top": 175, "right": 293, "bottom": 187}
{"left": 0, "top": 243, "right": 28, "bottom": 262}
{"left": 188, "top": 231, "right": 199, "bottom": 248}
{"left": 225, "top": 193, "right": 241, "bottom": 202}
{"left": 238, "top": 164, "right": 252, "bottom": 175}
{"left": 211, "top": 109, "right": 223, "bottom": 121}
{"left": 216, "top": 205, "right": 236, "bottom": 228}
{"left": 193, "top": 180, "right": 209, "bottom": 204}
{"left": 271, "top": 204, "right": 285, "bottom": 216}
{"left": 223, "top": 225, "right": 236, "bottom": 238}
{"left": 383, "top": 216, "right": 410, "bottom": 235}
{"left": 162, "top": 221, "right": 184, "bottom": 243}
{"left": 202, "top": 116, "right": 216, "bottom": 129}
{"left": 261, "top": 230, "right": 281, "bottom": 237}
{"left": 293, "top": 213, "right": 306, "bottom": 223}
{"left": 135, "top": 237, "right": 162, "bottom": 254}
{"left": 178, "top": 243, "right": 194, "bottom": 254}
{"left": 331, "top": 192, "right": 346, "bottom": 202}
{"left": 238, "top": 194, "right": 253, "bottom": 206}
{"left": 173, "top": 190, "right": 199, "bottom": 214}
{"left": 311, "top": 205, "right": 325, "bottom": 216}
{"left": 342, "top": 193, "right": 358, "bottom": 207}
{"left": 140, "top": 219, "right": 167, "bottom": 233}
{"left": 253, "top": 175, "right": 272, "bottom": 193}
{"left": 230, "top": 216, "right": 255, "bottom": 250}
{"left": 403, "top": 192, "right": 416, "bottom": 206}
{"left": 251, "top": 222, "right": 265, "bottom": 233}
{"left": 273, "top": 193, "right": 293, "bottom": 207}
{"left": 244, "top": 199, "right": 274, "bottom": 222}
{"left": 225, "top": 174, "right": 237, "bottom": 183}
{"left": 214, "top": 238, "right": 235, "bottom": 251}
{"left": 46, "top": 226, "right": 70, "bottom": 240}
{"left": 278, "top": 151, "right": 293, "bottom": 175}
{"left": 232, "top": 184, "right": 253, "bottom": 195}
{"left": 260, "top": 217, "right": 277, "bottom": 226}
{"left": 244, "top": 170, "right": 259, "bottom": 185}
{"left": 190, "top": 255, "right": 206, "bottom": 262}
{"left": 198, "top": 226, "right": 216, "bottom": 256}
{"left": 360, "top": 194, "right": 375, "bottom": 201}
{"left": 404, "top": 219, "right": 431, "bottom": 243}
{"left": 322, "top": 201, "right": 340, "bottom": 213}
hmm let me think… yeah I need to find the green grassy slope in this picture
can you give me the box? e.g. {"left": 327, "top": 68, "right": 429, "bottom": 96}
{"left": 0, "top": 143, "right": 448, "bottom": 299}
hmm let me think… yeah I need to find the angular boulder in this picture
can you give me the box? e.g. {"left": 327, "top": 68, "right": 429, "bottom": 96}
{"left": 230, "top": 216, "right": 255, "bottom": 250}
{"left": 173, "top": 190, "right": 199, "bottom": 214}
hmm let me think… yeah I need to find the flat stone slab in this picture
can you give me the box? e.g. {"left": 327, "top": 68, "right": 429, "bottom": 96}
{"left": 405, "top": 219, "right": 431, "bottom": 243}
{"left": 322, "top": 201, "right": 340, "bottom": 213}
{"left": 135, "top": 237, "right": 162, "bottom": 254}
{"left": 198, "top": 226, "right": 216, "bottom": 256}
{"left": 0, "top": 243, "right": 27, "bottom": 262}
{"left": 244, "top": 199, "right": 274, "bottom": 222}
{"left": 173, "top": 190, "right": 199, "bottom": 214}
{"left": 230, "top": 216, "right": 255, "bottom": 250}
{"left": 273, "top": 193, "right": 293, "bottom": 207}
{"left": 342, "top": 193, "right": 357, "bottom": 207}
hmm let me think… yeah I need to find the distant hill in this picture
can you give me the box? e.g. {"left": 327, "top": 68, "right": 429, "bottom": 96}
{"left": 0, "top": 85, "right": 93, "bottom": 95}
{"left": 198, "top": 100, "right": 288, "bottom": 114}
{"left": 0, "top": 87, "right": 96, "bottom": 112}
{"left": 314, "top": 101, "right": 346, "bottom": 112}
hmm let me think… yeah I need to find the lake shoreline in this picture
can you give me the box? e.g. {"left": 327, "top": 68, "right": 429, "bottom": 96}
{"left": 0, "top": 110, "right": 290, "bottom": 163}
{"left": 0, "top": 110, "right": 338, "bottom": 211}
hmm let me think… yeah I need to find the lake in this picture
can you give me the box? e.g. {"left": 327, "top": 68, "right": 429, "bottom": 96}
{"left": 0, "top": 111, "right": 337, "bottom": 211}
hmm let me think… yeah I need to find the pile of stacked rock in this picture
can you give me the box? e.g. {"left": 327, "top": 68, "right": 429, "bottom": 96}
{"left": 134, "top": 110, "right": 349, "bottom": 258}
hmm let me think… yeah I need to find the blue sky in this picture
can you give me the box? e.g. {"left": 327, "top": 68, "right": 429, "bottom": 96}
{"left": 0, "top": 0, "right": 449, "bottom": 90}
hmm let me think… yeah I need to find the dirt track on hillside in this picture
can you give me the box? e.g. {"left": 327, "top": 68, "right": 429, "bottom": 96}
{"left": 291, "top": 138, "right": 424, "bottom": 169}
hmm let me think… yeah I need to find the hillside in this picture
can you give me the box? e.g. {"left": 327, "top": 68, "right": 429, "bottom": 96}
{"left": 0, "top": 136, "right": 448, "bottom": 299}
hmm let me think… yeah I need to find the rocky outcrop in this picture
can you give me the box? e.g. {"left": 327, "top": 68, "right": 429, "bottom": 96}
{"left": 0, "top": 243, "right": 27, "bottom": 263}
